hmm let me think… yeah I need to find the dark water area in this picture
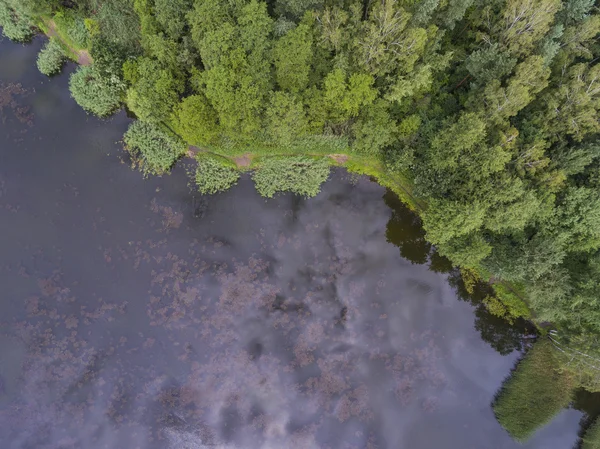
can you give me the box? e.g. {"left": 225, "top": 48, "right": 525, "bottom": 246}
{"left": 0, "top": 36, "right": 591, "bottom": 449}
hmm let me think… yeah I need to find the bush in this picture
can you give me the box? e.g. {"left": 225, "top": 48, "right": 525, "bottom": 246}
{"left": 493, "top": 340, "right": 574, "bottom": 441}
{"left": 583, "top": 418, "right": 600, "bottom": 449}
{"left": 195, "top": 155, "right": 239, "bottom": 194}
{"left": 36, "top": 38, "right": 66, "bottom": 76}
{"left": 252, "top": 156, "right": 330, "bottom": 198}
{"left": 69, "top": 65, "right": 124, "bottom": 117}
{"left": 123, "top": 121, "right": 187, "bottom": 175}
{"left": 0, "top": 1, "right": 34, "bottom": 42}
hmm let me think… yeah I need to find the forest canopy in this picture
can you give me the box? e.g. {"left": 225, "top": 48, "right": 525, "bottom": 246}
{"left": 2, "top": 0, "right": 600, "bottom": 349}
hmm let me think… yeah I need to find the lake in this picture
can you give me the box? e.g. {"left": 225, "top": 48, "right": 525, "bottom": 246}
{"left": 0, "top": 36, "right": 589, "bottom": 449}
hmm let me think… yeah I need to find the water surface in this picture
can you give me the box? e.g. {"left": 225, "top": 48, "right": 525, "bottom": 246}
{"left": 0, "top": 36, "right": 587, "bottom": 449}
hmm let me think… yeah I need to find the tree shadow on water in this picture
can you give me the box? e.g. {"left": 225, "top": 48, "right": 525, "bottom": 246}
{"left": 383, "top": 189, "right": 534, "bottom": 356}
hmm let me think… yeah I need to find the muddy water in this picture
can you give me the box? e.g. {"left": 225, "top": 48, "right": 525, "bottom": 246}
{"left": 0, "top": 37, "right": 586, "bottom": 449}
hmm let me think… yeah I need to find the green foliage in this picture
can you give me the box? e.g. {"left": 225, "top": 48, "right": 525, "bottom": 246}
{"left": 154, "top": 0, "right": 192, "bottom": 40}
{"left": 69, "top": 65, "right": 124, "bottom": 117}
{"left": 0, "top": 0, "right": 34, "bottom": 41}
{"left": 36, "top": 38, "right": 65, "bottom": 76}
{"left": 173, "top": 94, "right": 219, "bottom": 147}
{"left": 273, "top": 16, "right": 313, "bottom": 93}
{"left": 123, "top": 121, "right": 186, "bottom": 175}
{"left": 582, "top": 418, "right": 600, "bottom": 449}
{"left": 95, "top": 0, "right": 141, "bottom": 55}
{"left": 493, "top": 340, "right": 574, "bottom": 441}
{"left": 125, "top": 57, "right": 184, "bottom": 123}
{"left": 265, "top": 91, "right": 308, "bottom": 146}
{"left": 274, "top": 0, "right": 322, "bottom": 20}
{"left": 189, "top": 0, "right": 273, "bottom": 136}
{"left": 490, "top": 283, "right": 530, "bottom": 321}
{"left": 195, "top": 155, "right": 239, "bottom": 194}
{"left": 252, "top": 156, "right": 330, "bottom": 198}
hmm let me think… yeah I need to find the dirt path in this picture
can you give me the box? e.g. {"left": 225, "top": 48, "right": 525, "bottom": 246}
{"left": 329, "top": 154, "right": 348, "bottom": 164}
{"left": 233, "top": 153, "right": 252, "bottom": 168}
{"left": 45, "top": 20, "right": 92, "bottom": 66}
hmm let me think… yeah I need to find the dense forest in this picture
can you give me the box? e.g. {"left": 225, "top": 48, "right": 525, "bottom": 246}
{"left": 3, "top": 0, "right": 600, "bottom": 412}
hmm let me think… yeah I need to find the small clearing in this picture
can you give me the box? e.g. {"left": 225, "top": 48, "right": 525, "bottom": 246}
{"left": 329, "top": 154, "right": 349, "bottom": 164}
{"left": 187, "top": 146, "right": 203, "bottom": 158}
{"left": 233, "top": 153, "right": 252, "bottom": 168}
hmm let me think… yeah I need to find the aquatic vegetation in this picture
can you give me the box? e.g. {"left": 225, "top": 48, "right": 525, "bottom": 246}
{"left": 583, "top": 418, "right": 600, "bottom": 449}
{"left": 123, "top": 121, "right": 187, "bottom": 175}
{"left": 36, "top": 38, "right": 66, "bottom": 76}
{"left": 0, "top": 0, "right": 34, "bottom": 42}
{"left": 194, "top": 154, "right": 240, "bottom": 195}
{"left": 493, "top": 340, "right": 574, "bottom": 441}
{"left": 68, "top": 65, "right": 124, "bottom": 117}
{"left": 252, "top": 156, "right": 330, "bottom": 198}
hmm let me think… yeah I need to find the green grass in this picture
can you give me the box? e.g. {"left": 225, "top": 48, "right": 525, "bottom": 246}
{"left": 493, "top": 339, "right": 574, "bottom": 441}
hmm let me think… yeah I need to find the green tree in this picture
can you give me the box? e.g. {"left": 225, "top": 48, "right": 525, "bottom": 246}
{"left": 125, "top": 57, "right": 184, "bottom": 123}
{"left": 173, "top": 94, "right": 220, "bottom": 147}
{"left": 154, "top": 0, "right": 193, "bottom": 40}
{"left": 189, "top": 0, "right": 273, "bottom": 136}
{"left": 265, "top": 91, "right": 308, "bottom": 146}
{"left": 273, "top": 15, "right": 314, "bottom": 93}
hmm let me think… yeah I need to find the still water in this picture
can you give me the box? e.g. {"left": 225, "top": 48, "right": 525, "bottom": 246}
{"left": 0, "top": 36, "right": 588, "bottom": 449}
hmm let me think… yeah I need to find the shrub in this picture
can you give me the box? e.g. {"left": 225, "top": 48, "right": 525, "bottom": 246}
{"left": 252, "top": 156, "right": 330, "bottom": 198}
{"left": 69, "top": 65, "right": 124, "bottom": 117}
{"left": 195, "top": 155, "right": 239, "bottom": 194}
{"left": 493, "top": 340, "right": 574, "bottom": 441}
{"left": 0, "top": 1, "right": 34, "bottom": 42}
{"left": 583, "top": 418, "right": 600, "bottom": 449}
{"left": 36, "top": 38, "right": 66, "bottom": 76}
{"left": 123, "top": 121, "right": 187, "bottom": 175}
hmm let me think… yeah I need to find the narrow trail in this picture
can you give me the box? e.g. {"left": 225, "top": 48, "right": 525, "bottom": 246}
{"left": 45, "top": 19, "right": 92, "bottom": 66}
